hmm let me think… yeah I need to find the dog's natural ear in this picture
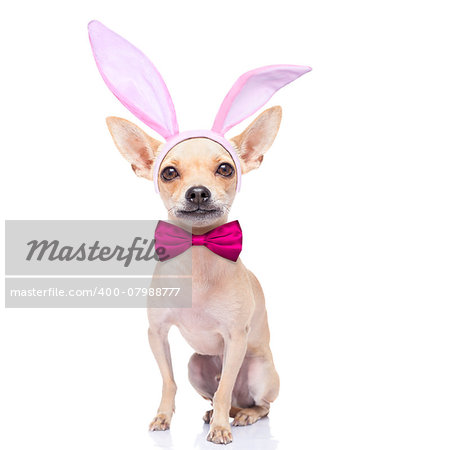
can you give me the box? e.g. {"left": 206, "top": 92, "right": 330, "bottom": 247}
{"left": 230, "top": 106, "right": 282, "bottom": 174}
{"left": 106, "top": 117, "right": 163, "bottom": 180}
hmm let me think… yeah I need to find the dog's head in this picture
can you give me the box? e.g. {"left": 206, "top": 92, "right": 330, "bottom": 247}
{"left": 106, "top": 106, "right": 282, "bottom": 227}
{"left": 88, "top": 21, "right": 309, "bottom": 227}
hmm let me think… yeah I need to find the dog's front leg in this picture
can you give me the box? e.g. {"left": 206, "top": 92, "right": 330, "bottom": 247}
{"left": 207, "top": 329, "right": 248, "bottom": 444}
{"left": 148, "top": 325, "right": 176, "bottom": 431}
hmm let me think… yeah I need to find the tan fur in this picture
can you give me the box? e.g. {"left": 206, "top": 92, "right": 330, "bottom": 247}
{"left": 108, "top": 106, "right": 282, "bottom": 445}
{"left": 230, "top": 105, "right": 282, "bottom": 173}
{"left": 106, "top": 116, "right": 163, "bottom": 180}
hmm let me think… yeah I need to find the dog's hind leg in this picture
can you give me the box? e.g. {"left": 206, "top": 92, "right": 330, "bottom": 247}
{"left": 232, "top": 355, "right": 279, "bottom": 427}
{"left": 232, "top": 403, "right": 270, "bottom": 426}
{"left": 188, "top": 353, "right": 222, "bottom": 399}
{"left": 188, "top": 353, "right": 241, "bottom": 423}
{"left": 202, "top": 406, "right": 242, "bottom": 424}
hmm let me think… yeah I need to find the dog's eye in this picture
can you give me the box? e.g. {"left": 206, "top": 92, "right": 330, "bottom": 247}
{"left": 216, "top": 163, "right": 234, "bottom": 178}
{"left": 161, "top": 166, "right": 179, "bottom": 181}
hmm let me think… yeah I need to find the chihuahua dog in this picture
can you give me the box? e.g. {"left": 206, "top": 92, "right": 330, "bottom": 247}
{"left": 107, "top": 108, "right": 280, "bottom": 444}
{"left": 88, "top": 19, "right": 310, "bottom": 445}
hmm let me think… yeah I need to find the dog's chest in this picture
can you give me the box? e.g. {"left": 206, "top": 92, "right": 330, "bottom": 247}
{"left": 153, "top": 247, "right": 249, "bottom": 354}
{"left": 172, "top": 306, "right": 225, "bottom": 355}
{"left": 169, "top": 247, "right": 241, "bottom": 355}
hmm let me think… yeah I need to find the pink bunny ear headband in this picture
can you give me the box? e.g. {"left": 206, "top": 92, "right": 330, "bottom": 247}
{"left": 88, "top": 20, "right": 311, "bottom": 193}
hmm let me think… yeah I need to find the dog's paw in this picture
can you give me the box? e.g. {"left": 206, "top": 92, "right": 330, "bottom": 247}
{"left": 232, "top": 408, "right": 261, "bottom": 426}
{"left": 206, "top": 424, "right": 233, "bottom": 444}
{"left": 149, "top": 413, "right": 171, "bottom": 431}
{"left": 203, "top": 409, "right": 213, "bottom": 424}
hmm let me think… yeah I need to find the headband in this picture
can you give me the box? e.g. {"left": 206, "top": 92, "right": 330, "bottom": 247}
{"left": 88, "top": 20, "right": 311, "bottom": 193}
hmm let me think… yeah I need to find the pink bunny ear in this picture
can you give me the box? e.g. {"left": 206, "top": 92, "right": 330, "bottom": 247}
{"left": 212, "top": 65, "right": 311, "bottom": 135}
{"left": 88, "top": 20, "right": 178, "bottom": 139}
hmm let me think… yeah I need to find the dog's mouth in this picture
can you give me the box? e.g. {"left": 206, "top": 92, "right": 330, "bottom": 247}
{"left": 173, "top": 206, "right": 224, "bottom": 223}
{"left": 177, "top": 207, "right": 221, "bottom": 216}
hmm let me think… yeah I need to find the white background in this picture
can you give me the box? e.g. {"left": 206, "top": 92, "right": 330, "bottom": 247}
{"left": 1, "top": 1, "right": 449, "bottom": 449}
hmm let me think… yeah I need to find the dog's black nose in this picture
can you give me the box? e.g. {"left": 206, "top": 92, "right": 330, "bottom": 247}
{"left": 185, "top": 186, "right": 211, "bottom": 204}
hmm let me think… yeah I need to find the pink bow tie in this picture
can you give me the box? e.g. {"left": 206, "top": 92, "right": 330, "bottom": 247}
{"left": 155, "top": 220, "right": 242, "bottom": 262}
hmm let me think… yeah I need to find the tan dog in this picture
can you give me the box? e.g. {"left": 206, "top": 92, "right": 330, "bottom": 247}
{"left": 107, "top": 105, "right": 281, "bottom": 444}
